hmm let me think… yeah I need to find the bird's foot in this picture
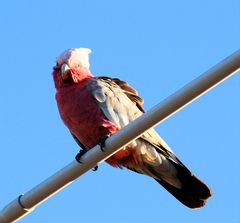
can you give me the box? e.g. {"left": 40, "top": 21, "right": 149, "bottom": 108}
{"left": 75, "top": 149, "right": 87, "bottom": 163}
{"left": 98, "top": 135, "right": 111, "bottom": 152}
{"left": 75, "top": 149, "right": 98, "bottom": 171}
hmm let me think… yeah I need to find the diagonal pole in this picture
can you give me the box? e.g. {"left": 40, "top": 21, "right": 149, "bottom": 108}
{"left": 0, "top": 50, "right": 239, "bottom": 223}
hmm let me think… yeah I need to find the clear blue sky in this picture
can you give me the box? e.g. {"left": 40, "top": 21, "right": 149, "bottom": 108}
{"left": 1, "top": 1, "right": 239, "bottom": 222}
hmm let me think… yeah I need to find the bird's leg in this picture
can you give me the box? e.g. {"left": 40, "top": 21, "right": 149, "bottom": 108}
{"left": 75, "top": 149, "right": 98, "bottom": 171}
{"left": 98, "top": 134, "right": 111, "bottom": 152}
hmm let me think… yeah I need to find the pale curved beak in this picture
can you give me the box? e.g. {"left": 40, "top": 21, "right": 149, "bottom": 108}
{"left": 61, "top": 63, "right": 71, "bottom": 80}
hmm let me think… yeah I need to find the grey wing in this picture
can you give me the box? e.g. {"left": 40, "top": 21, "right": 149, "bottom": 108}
{"left": 88, "top": 77, "right": 181, "bottom": 184}
{"left": 88, "top": 76, "right": 175, "bottom": 156}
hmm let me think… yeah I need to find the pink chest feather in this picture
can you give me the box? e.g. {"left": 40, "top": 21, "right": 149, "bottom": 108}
{"left": 56, "top": 81, "right": 118, "bottom": 149}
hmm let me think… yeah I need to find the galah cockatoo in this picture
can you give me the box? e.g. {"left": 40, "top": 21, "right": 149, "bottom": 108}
{"left": 53, "top": 48, "right": 211, "bottom": 208}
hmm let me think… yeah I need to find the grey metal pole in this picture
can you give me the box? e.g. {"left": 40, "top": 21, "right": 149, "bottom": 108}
{"left": 0, "top": 50, "right": 239, "bottom": 223}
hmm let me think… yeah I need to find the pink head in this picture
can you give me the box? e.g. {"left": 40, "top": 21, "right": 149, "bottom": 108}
{"left": 53, "top": 48, "right": 93, "bottom": 89}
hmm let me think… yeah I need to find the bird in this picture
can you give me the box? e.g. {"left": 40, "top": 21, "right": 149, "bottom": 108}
{"left": 52, "top": 47, "right": 211, "bottom": 209}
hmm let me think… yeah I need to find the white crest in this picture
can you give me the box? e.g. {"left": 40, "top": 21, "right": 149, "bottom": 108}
{"left": 56, "top": 48, "right": 92, "bottom": 69}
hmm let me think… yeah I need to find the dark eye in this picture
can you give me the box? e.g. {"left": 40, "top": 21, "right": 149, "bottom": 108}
{"left": 54, "top": 62, "right": 60, "bottom": 71}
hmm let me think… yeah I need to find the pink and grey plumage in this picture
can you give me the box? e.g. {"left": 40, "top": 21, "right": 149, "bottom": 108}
{"left": 53, "top": 48, "right": 211, "bottom": 208}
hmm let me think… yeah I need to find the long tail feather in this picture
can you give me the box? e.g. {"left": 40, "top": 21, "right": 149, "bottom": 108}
{"left": 153, "top": 161, "right": 212, "bottom": 208}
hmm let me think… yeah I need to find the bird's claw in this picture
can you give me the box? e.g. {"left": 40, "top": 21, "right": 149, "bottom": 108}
{"left": 75, "top": 149, "right": 98, "bottom": 171}
{"left": 99, "top": 135, "right": 111, "bottom": 152}
{"left": 92, "top": 165, "right": 98, "bottom": 171}
{"left": 75, "top": 149, "right": 87, "bottom": 163}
